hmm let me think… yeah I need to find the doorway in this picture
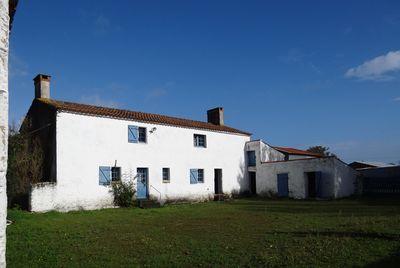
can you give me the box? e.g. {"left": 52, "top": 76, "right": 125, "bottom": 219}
{"left": 277, "top": 173, "right": 289, "bottom": 197}
{"left": 214, "top": 169, "right": 223, "bottom": 195}
{"left": 137, "top": 168, "right": 148, "bottom": 199}
{"left": 307, "top": 171, "right": 322, "bottom": 198}
{"left": 249, "top": 172, "right": 257, "bottom": 195}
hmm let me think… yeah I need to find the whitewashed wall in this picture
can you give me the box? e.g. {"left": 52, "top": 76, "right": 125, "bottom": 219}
{"left": 30, "top": 111, "right": 250, "bottom": 212}
{"left": 245, "top": 140, "right": 285, "bottom": 163}
{"left": 288, "top": 155, "right": 314, "bottom": 160}
{"left": 30, "top": 182, "right": 113, "bottom": 212}
{"left": 245, "top": 140, "right": 357, "bottom": 199}
{"left": 0, "top": 0, "right": 8, "bottom": 265}
{"left": 255, "top": 157, "right": 357, "bottom": 199}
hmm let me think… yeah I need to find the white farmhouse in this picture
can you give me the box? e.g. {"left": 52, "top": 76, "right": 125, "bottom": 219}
{"left": 21, "top": 74, "right": 359, "bottom": 212}
{"left": 23, "top": 75, "right": 251, "bottom": 212}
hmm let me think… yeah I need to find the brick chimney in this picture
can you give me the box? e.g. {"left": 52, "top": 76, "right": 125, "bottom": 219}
{"left": 34, "top": 74, "right": 51, "bottom": 99}
{"left": 207, "top": 107, "right": 224, "bottom": 126}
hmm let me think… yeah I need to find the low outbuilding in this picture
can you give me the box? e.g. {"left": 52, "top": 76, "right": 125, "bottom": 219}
{"left": 245, "top": 140, "right": 359, "bottom": 199}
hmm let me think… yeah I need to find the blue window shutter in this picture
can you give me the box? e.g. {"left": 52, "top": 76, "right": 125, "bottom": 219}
{"left": 128, "top": 125, "right": 138, "bottom": 143}
{"left": 99, "top": 166, "right": 111, "bottom": 185}
{"left": 190, "top": 169, "right": 198, "bottom": 184}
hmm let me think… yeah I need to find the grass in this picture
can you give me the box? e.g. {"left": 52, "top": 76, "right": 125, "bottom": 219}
{"left": 6, "top": 197, "right": 400, "bottom": 267}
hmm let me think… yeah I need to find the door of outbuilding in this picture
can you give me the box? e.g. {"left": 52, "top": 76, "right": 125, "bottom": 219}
{"left": 249, "top": 172, "right": 257, "bottom": 195}
{"left": 307, "top": 171, "right": 322, "bottom": 198}
{"left": 277, "top": 173, "right": 289, "bottom": 197}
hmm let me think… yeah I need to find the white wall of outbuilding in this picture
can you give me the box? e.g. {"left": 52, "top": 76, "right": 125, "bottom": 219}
{"left": 245, "top": 140, "right": 358, "bottom": 199}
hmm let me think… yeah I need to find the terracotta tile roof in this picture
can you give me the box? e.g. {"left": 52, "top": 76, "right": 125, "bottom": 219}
{"left": 273, "top": 146, "right": 322, "bottom": 157}
{"left": 35, "top": 98, "right": 251, "bottom": 136}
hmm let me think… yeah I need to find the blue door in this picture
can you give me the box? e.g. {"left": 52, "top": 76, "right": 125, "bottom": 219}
{"left": 277, "top": 173, "right": 289, "bottom": 197}
{"left": 137, "top": 168, "right": 148, "bottom": 199}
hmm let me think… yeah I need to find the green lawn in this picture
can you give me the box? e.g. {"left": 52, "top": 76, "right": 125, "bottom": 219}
{"left": 6, "top": 198, "right": 400, "bottom": 267}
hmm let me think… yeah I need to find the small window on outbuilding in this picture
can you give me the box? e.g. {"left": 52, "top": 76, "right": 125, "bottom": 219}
{"left": 247, "top": 151, "right": 256, "bottom": 166}
{"left": 162, "top": 168, "right": 170, "bottom": 182}
{"left": 194, "top": 134, "right": 206, "bottom": 148}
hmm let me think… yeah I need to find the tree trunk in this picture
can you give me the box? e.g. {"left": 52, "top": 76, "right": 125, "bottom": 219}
{"left": 0, "top": 0, "right": 9, "bottom": 266}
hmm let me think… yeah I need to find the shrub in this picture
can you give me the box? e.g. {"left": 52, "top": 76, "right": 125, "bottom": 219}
{"left": 231, "top": 189, "right": 253, "bottom": 198}
{"left": 110, "top": 180, "right": 136, "bottom": 207}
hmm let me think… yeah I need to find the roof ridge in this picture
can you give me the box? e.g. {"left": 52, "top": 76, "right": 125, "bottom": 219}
{"left": 35, "top": 98, "right": 251, "bottom": 136}
{"left": 273, "top": 146, "right": 322, "bottom": 157}
{"left": 42, "top": 98, "right": 206, "bottom": 123}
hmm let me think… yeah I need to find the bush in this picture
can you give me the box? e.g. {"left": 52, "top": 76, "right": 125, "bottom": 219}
{"left": 110, "top": 180, "right": 136, "bottom": 207}
{"left": 231, "top": 190, "right": 253, "bottom": 199}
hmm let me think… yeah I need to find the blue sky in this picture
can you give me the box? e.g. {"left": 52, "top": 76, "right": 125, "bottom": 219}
{"left": 9, "top": 0, "right": 400, "bottom": 163}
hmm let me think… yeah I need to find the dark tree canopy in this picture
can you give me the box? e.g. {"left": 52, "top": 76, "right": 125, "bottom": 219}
{"left": 7, "top": 123, "right": 44, "bottom": 209}
{"left": 306, "top": 146, "right": 337, "bottom": 157}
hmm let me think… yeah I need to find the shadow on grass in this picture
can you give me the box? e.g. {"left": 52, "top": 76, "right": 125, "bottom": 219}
{"left": 227, "top": 197, "right": 400, "bottom": 216}
{"left": 267, "top": 231, "right": 400, "bottom": 241}
{"left": 364, "top": 249, "right": 400, "bottom": 268}
{"left": 358, "top": 195, "right": 400, "bottom": 206}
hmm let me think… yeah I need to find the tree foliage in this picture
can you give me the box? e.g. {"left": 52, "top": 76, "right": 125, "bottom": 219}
{"left": 306, "top": 146, "right": 337, "bottom": 157}
{"left": 7, "top": 123, "right": 44, "bottom": 208}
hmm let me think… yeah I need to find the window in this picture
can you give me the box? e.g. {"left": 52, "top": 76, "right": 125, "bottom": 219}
{"left": 194, "top": 134, "right": 206, "bottom": 148}
{"left": 247, "top": 151, "right": 256, "bottom": 166}
{"left": 111, "top": 167, "right": 121, "bottom": 182}
{"left": 99, "top": 166, "right": 121, "bottom": 185}
{"left": 162, "top": 168, "right": 170, "bottom": 182}
{"left": 128, "top": 125, "right": 147, "bottom": 143}
{"left": 138, "top": 127, "right": 147, "bottom": 143}
{"left": 190, "top": 169, "right": 204, "bottom": 184}
{"left": 197, "top": 169, "right": 204, "bottom": 183}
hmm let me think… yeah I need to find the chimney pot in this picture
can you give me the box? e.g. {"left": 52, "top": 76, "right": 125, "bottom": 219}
{"left": 34, "top": 74, "right": 51, "bottom": 99}
{"left": 207, "top": 107, "right": 224, "bottom": 126}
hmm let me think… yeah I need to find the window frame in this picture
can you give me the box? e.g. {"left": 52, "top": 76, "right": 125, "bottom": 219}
{"left": 197, "top": 169, "right": 204, "bottom": 183}
{"left": 193, "top": 134, "right": 207, "bottom": 148}
{"left": 247, "top": 150, "right": 256, "bottom": 167}
{"left": 190, "top": 168, "right": 204, "bottom": 184}
{"left": 162, "top": 168, "right": 170, "bottom": 183}
{"left": 138, "top": 127, "right": 147, "bottom": 143}
{"left": 111, "top": 167, "right": 121, "bottom": 182}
